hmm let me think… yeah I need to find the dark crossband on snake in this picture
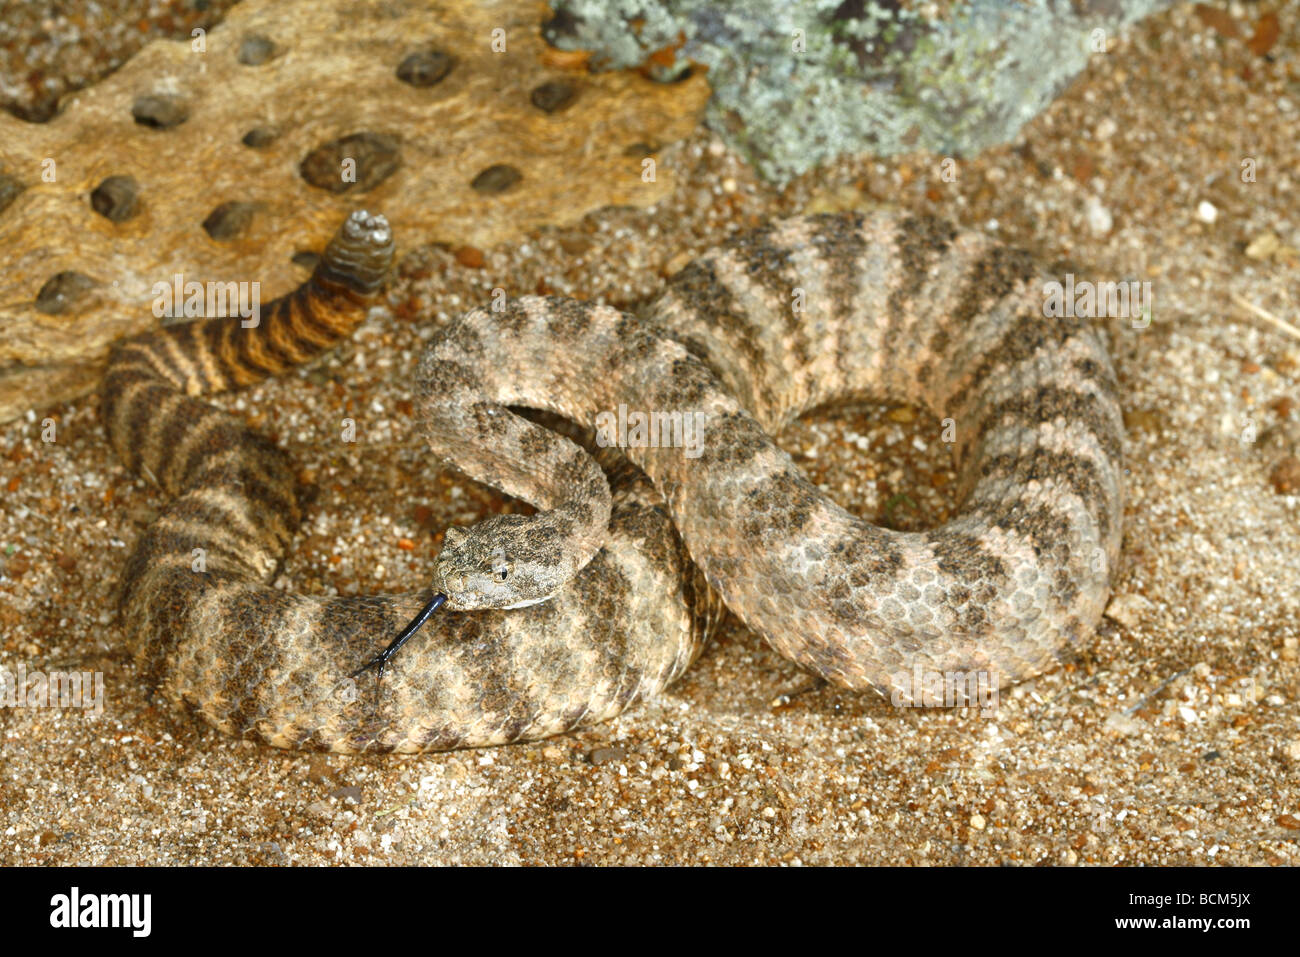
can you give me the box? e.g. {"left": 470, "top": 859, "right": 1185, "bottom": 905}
{"left": 102, "top": 209, "right": 1123, "bottom": 753}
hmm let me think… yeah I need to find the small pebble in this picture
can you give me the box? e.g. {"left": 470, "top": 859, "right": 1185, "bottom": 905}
{"left": 330, "top": 785, "right": 363, "bottom": 804}
{"left": 588, "top": 746, "right": 627, "bottom": 765}
{"left": 1085, "top": 195, "right": 1113, "bottom": 236}
{"left": 1270, "top": 456, "right": 1300, "bottom": 494}
{"left": 1245, "top": 232, "right": 1280, "bottom": 260}
{"left": 1104, "top": 592, "right": 1151, "bottom": 629}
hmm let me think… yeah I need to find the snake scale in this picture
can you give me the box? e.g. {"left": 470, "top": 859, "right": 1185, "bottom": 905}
{"left": 102, "top": 209, "right": 1123, "bottom": 753}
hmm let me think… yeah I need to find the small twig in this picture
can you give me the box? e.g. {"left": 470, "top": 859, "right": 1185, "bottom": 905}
{"left": 1232, "top": 294, "right": 1300, "bottom": 343}
{"left": 1123, "top": 667, "right": 1193, "bottom": 717}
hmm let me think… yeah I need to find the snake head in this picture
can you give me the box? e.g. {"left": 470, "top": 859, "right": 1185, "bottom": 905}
{"left": 434, "top": 516, "right": 567, "bottom": 610}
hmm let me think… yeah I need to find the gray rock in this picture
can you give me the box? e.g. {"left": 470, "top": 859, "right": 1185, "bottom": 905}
{"left": 546, "top": 0, "right": 1174, "bottom": 181}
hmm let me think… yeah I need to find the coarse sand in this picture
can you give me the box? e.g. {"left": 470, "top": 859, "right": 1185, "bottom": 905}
{"left": 1, "top": 1, "right": 1298, "bottom": 864}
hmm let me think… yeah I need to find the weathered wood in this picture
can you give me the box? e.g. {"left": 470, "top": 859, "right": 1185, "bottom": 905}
{"left": 0, "top": 0, "right": 708, "bottom": 423}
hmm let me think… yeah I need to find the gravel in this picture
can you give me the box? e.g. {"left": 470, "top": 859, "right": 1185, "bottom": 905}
{"left": 1, "top": 1, "right": 1297, "bottom": 865}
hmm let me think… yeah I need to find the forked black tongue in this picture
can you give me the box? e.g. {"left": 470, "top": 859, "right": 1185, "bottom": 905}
{"left": 351, "top": 592, "right": 447, "bottom": 680}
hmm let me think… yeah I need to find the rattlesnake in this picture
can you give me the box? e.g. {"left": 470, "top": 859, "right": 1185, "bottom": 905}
{"left": 102, "top": 211, "right": 718, "bottom": 753}
{"left": 102, "top": 209, "right": 1123, "bottom": 753}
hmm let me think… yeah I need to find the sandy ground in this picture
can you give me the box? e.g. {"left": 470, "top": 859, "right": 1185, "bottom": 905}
{"left": 1, "top": 2, "right": 1298, "bottom": 864}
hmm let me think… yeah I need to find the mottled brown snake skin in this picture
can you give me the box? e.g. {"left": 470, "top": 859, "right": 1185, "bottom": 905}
{"left": 103, "top": 209, "right": 1123, "bottom": 753}
{"left": 102, "top": 211, "right": 717, "bottom": 753}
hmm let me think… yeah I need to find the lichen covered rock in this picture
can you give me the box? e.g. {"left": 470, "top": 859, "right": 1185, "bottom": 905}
{"left": 545, "top": 0, "right": 1173, "bottom": 181}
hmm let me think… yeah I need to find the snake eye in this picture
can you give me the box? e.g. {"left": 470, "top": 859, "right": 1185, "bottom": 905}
{"left": 493, "top": 562, "right": 511, "bottom": 583}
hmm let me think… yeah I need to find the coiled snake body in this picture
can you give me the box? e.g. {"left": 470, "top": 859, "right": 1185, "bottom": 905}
{"left": 103, "top": 210, "right": 1123, "bottom": 753}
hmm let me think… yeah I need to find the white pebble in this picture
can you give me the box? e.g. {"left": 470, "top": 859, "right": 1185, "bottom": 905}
{"left": 1085, "top": 196, "right": 1112, "bottom": 236}
{"left": 1197, "top": 200, "right": 1218, "bottom": 224}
